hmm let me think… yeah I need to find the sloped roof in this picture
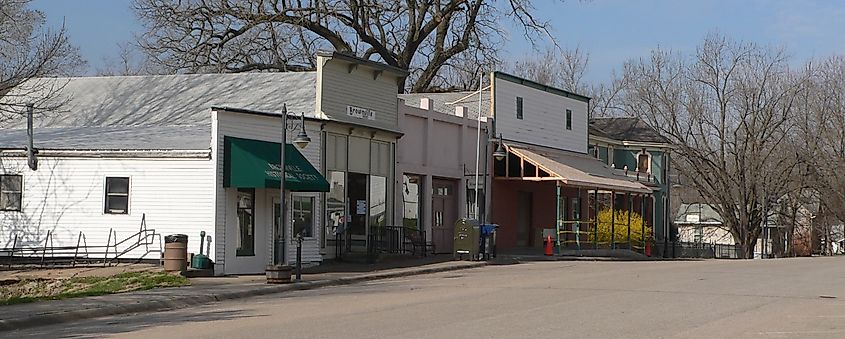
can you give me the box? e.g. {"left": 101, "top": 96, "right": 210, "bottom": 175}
{"left": 0, "top": 72, "right": 317, "bottom": 150}
{"left": 589, "top": 117, "right": 669, "bottom": 144}
{"left": 675, "top": 203, "right": 724, "bottom": 224}
{"left": 399, "top": 91, "right": 492, "bottom": 120}
{"left": 507, "top": 145, "right": 653, "bottom": 194}
{"left": 0, "top": 125, "right": 210, "bottom": 150}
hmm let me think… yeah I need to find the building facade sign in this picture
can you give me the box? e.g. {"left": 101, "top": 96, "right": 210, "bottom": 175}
{"left": 347, "top": 105, "right": 376, "bottom": 120}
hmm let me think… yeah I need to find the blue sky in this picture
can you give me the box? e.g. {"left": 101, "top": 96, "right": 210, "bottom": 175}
{"left": 31, "top": 0, "right": 845, "bottom": 83}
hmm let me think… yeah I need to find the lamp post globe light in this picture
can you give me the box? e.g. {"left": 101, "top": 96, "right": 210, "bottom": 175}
{"left": 492, "top": 134, "right": 507, "bottom": 161}
{"left": 293, "top": 112, "right": 311, "bottom": 149}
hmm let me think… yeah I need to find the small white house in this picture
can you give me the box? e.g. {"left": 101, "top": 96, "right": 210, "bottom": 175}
{"left": 0, "top": 51, "right": 406, "bottom": 275}
{"left": 674, "top": 203, "right": 734, "bottom": 245}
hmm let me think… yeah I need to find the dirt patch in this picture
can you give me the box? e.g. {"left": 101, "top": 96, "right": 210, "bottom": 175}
{"left": 0, "top": 263, "right": 161, "bottom": 281}
{"left": 0, "top": 270, "right": 189, "bottom": 305}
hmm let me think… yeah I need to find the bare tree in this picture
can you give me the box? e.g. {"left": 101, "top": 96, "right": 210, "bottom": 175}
{"left": 510, "top": 46, "right": 588, "bottom": 93}
{"left": 0, "top": 0, "right": 84, "bottom": 123}
{"left": 620, "top": 34, "right": 809, "bottom": 258}
{"left": 797, "top": 56, "right": 845, "bottom": 224}
{"left": 95, "top": 42, "right": 165, "bottom": 76}
{"left": 507, "top": 45, "right": 624, "bottom": 117}
{"left": 132, "top": 0, "right": 559, "bottom": 92}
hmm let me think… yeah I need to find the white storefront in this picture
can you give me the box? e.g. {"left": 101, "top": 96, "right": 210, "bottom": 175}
{"left": 0, "top": 51, "right": 406, "bottom": 275}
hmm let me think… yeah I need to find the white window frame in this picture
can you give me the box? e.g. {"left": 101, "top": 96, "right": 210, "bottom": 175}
{"left": 104, "top": 176, "right": 131, "bottom": 215}
{"left": 403, "top": 174, "right": 423, "bottom": 229}
{"left": 0, "top": 174, "right": 23, "bottom": 212}
{"left": 636, "top": 150, "right": 651, "bottom": 174}
{"left": 291, "top": 193, "right": 316, "bottom": 239}
{"left": 236, "top": 188, "right": 255, "bottom": 256}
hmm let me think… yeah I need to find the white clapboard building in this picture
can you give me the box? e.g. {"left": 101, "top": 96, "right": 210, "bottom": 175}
{"left": 0, "top": 51, "right": 406, "bottom": 275}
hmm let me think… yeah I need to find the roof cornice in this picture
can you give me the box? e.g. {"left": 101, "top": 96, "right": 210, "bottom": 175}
{"left": 317, "top": 50, "right": 409, "bottom": 76}
{"left": 492, "top": 71, "right": 591, "bottom": 103}
{"left": 588, "top": 134, "right": 674, "bottom": 149}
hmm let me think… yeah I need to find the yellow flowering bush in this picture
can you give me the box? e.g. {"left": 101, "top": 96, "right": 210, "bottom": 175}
{"left": 588, "top": 208, "right": 652, "bottom": 245}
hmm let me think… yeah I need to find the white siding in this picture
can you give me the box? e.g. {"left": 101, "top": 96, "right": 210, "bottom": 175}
{"left": 493, "top": 75, "right": 589, "bottom": 153}
{"left": 317, "top": 57, "right": 401, "bottom": 131}
{"left": 213, "top": 109, "right": 323, "bottom": 274}
{"left": 0, "top": 156, "right": 215, "bottom": 260}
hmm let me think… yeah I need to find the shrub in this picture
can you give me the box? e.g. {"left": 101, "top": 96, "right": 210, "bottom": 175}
{"left": 588, "top": 208, "right": 652, "bottom": 245}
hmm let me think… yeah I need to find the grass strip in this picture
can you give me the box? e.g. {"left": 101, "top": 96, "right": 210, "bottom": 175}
{"left": 1, "top": 271, "right": 189, "bottom": 306}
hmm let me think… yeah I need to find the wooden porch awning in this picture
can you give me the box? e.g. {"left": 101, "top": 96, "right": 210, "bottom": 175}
{"left": 500, "top": 145, "right": 653, "bottom": 194}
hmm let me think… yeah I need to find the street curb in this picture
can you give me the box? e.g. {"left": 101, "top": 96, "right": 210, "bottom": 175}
{"left": 495, "top": 255, "right": 701, "bottom": 263}
{"left": 0, "top": 261, "right": 487, "bottom": 333}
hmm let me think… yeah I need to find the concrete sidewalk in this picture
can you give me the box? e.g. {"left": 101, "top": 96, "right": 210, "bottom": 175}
{"left": 0, "top": 260, "right": 487, "bottom": 333}
{"left": 495, "top": 248, "right": 696, "bottom": 263}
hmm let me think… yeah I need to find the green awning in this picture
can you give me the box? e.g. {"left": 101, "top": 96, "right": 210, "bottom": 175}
{"left": 223, "top": 136, "right": 329, "bottom": 192}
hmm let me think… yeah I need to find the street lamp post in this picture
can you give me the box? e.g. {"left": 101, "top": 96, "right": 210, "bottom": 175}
{"left": 277, "top": 105, "right": 288, "bottom": 267}
{"left": 472, "top": 73, "right": 484, "bottom": 221}
{"left": 274, "top": 104, "right": 310, "bottom": 278}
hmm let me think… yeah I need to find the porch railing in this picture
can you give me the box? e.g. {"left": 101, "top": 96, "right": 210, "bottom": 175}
{"left": 367, "top": 225, "right": 430, "bottom": 259}
{"left": 620, "top": 168, "right": 658, "bottom": 184}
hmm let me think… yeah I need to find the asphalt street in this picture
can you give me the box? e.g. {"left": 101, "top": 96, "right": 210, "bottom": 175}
{"left": 8, "top": 257, "right": 845, "bottom": 338}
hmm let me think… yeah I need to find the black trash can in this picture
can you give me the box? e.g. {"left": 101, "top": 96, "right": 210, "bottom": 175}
{"left": 165, "top": 234, "right": 188, "bottom": 244}
{"left": 164, "top": 234, "right": 188, "bottom": 272}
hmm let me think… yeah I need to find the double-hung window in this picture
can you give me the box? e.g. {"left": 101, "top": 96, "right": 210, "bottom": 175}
{"left": 0, "top": 175, "right": 22, "bottom": 211}
{"left": 237, "top": 188, "right": 255, "bottom": 256}
{"left": 104, "top": 177, "right": 130, "bottom": 214}
{"left": 292, "top": 195, "right": 315, "bottom": 238}
{"left": 637, "top": 152, "right": 651, "bottom": 174}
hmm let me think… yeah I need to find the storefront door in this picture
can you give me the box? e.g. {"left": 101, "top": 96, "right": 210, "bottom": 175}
{"left": 347, "top": 172, "right": 368, "bottom": 252}
{"left": 517, "top": 191, "right": 533, "bottom": 247}
{"left": 432, "top": 179, "right": 457, "bottom": 253}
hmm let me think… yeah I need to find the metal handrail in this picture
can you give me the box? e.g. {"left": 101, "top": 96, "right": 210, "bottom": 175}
{"left": 1, "top": 213, "right": 163, "bottom": 268}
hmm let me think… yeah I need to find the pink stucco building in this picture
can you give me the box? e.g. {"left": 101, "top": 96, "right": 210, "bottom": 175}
{"left": 394, "top": 97, "right": 490, "bottom": 253}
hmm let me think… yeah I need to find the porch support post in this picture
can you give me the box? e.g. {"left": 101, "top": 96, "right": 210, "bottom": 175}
{"left": 555, "top": 181, "right": 562, "bottom": 254}
{"left": 641, "top": 194, "right": 646, "bottom": 251}
{"left": 593, "top": 188, "right": 599, "bottom": 250}
{"left": 611, "top": 191, "right": 616, "bottom": 249}
{"left": 628, "top": 193, "right": 633, "bottom": 250}
{"left": 577, "top": 187, "right": 582, "bottom": 250}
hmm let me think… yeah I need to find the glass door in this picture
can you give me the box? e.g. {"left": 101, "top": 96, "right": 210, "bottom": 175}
{"left": 347, "top": 172, "right": 368, "bottom": 252}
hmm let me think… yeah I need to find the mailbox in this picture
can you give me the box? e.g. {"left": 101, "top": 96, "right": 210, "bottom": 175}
{"left": 453, "top": 218, "right": 480, "bottom": 260}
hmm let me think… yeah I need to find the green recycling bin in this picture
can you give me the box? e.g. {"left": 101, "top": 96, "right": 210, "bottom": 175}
{"left": 453, "top": 218, "right": 480, "bottom": 260}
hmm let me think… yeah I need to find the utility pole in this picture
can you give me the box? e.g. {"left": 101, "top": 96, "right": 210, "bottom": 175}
{"left": 26, "top": 104, "right": 38, "bottom": 171}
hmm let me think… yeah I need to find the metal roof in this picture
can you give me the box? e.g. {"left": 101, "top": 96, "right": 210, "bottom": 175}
{"left": 0, "top": 125, "right": 210, "bottom": 151}
{"left": 674, "top": 203, "right": 724, "bottom": 224}
{"left": 0, "top": 72, "right": 317, "bottom": 151}
{"left": 506, "top": 145, "right": 653, "bottom": 194}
